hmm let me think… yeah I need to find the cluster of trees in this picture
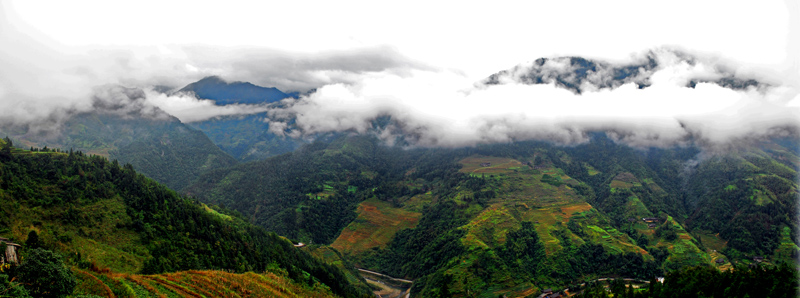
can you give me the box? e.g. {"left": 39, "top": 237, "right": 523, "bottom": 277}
{"left": 108, "top": 118, "right": 239, "bottom": 190}
{"left": 1, "top": 248, "right": 76, "bottom": 298}
{"left": 576, "top": 264, "right": 798, "bottom": 298}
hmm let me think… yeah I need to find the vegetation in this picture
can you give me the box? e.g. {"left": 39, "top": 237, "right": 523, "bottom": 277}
{"left": 1, "top": 112, "right": 238, "bottom": 191}
{"left": 188, "top": 112, "right": 304, "bottom": 162}
{"left": 3, "top": 128, "right": 798, "bottom": 296}
{"left": 0, "top": 144, "right": 371, "bottom": 297}
{"left": 185, "top": 134, "right": 798, "bottom": 296}
{"left": 16, "top": 248, "right": 77, "bottom": 298}
{"left": 71, "top": 269, "right": 344, "bottom": 298}
{"left": 576, "top": 264, "right": 798, "bottom": 298}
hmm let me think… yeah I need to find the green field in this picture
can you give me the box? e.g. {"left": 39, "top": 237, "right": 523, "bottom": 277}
{"left": 332, "top": 198, "right": 422, "bottom": 255}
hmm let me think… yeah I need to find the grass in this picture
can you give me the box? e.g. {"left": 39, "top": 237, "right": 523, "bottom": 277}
{"left": 202, "top": 204, "right": 232, "bottom": 221}
{"left": 584, "top": 163, "right": 601, "bottom": 176}
{"left": 457, "top": 155, "right": 648, "bottom": 257}
{"left": 304, "top": 245, "right": 370, "bottom": 291}
{"left": 458, "top": 156, "right": 524, "bottom": 175}
{"left": 72, "top": 269, "right": 342, "bottom": 298}
{"left": 653, "top": 216, "right": 711, "bottom": 269}
{"left": 749, "top": 189, "right": 773, "bottom": 206}
{"left": 693, "top": 230, "right": 728, "bottom": 252}
{"left": 625, "top": 195, "right": 653, "bottom": 218}
{"left": 331, "top": 198, "right": 422, "bottom": 255}
{"left": 774, "top": 226, "right": 800, "bottom": 264}
{"left": 461, "top": 204, "right": 519, "bottom": 249}
{"left": 0, "top": 196, "right": 150, "bottom": 274}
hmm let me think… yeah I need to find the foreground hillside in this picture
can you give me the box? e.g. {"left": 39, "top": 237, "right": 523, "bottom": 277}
{"left": 186, "top": 135, "right": 799, "bottom": 296}
{"left": 73, "top": 269, "right": 340, "bottom": 298}
{"left": 0, "top": 138, "right": 371, "bottom": 297}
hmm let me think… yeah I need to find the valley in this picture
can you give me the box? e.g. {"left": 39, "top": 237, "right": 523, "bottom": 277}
{"left": 3, "top": 132, "right": 798, "bottom": 297}
{"left": 0, "top": 78, "right": 797, "bottom": 297}
{"left": 3, "top": 1, "right": 800, "bottom": 296}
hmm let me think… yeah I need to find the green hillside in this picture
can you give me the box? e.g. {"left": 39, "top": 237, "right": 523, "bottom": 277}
{"left": 185, "top": 135, "right": 799, "bottom": 296}
{"left": 0, "top": 141, "right": 371, "bottom": 297}
{"left": 3, "top": 112, "right": 238, "bottom": 191}
{"left": 188, "top": 112, "right": 305, "bottom": 162}
{"left": 72, "top": 269, "right": 342, "bottom": 298}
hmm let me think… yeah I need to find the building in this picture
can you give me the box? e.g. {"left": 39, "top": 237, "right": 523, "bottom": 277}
{"left": 716, "top": 258, "right": 725, "bottom": 264}
{"left": 642, "top": 217, "right": 660, "bottom": 223}
{"left": 480, "top": 163, "right": 491, "bottom": 167}
{"left": 0, "top": 238, "right": 21, "bottom": 265}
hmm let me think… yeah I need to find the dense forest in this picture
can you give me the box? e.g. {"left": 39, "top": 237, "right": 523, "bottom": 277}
{"left": 0, "top": 137, "right": 372, "bottom": 297}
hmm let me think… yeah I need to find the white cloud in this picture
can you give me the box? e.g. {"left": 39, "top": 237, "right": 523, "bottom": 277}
{"left": 268, "top": 51, "right": 800, "bottom": 149}
{"left": 144, "top": 90, "right": 271, "bottom": 123}
{"left": 0, "top": 0, "right": 796, "bottom": 150}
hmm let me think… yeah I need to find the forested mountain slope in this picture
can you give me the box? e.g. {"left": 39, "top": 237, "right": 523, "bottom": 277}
{"left": 0, "top": 139, "right": 372, "bottom": 297}
{"left": 176, "top": 76, "right": 307, "bottom": 162}
{"left": 185, "top": 134, "right": 799, "bottom": 297}
{"left": 2, "top": 103, "right": 238, "bottom": 191}
{"left": 188, "top": 112, "right": 305, "bottom": 162}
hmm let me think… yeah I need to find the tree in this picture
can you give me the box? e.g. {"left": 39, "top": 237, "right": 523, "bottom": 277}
{"left": 17, "top": 248, "right": 76, "bottom": 298}
{"left": 0, "top": 274, "right": 31, "bottom": 298}
{"left": 1, "top": 136, "right": 12, "bottom": 157}
{"left": 25, "top": 231, "right": 40, "bottom": 250}
{"left": 502, "top": 221, "right": 545, "bottom": 275}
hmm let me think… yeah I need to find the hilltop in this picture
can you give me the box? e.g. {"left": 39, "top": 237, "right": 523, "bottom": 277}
{"left": 178, "top": 76, "right": 297, "bottom": 105}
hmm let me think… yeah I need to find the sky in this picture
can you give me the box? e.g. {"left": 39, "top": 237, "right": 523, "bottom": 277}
{"left": 1, "top": 0, "right": 798, "bottom": 149}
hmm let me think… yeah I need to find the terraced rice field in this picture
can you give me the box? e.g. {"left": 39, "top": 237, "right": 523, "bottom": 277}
{"left": 73, "top": 268, "right": 339, "bottom": 298}
{"left": 332, "top": 198, "right": 422, "bottom": 255}
{"left": 458, "top": 156, "right": 524, "bottom": 174}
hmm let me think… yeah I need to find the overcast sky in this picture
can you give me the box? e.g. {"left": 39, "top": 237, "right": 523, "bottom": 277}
{"left": 1, "top": 0, "right": 798, "bottom": 148}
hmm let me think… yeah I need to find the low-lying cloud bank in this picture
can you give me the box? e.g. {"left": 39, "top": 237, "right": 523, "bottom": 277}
{"left": 1, "top": 4, "right": 797, "bottom": 151}
{"left": 266, "top": 49, "right": 800, "bottom": 150}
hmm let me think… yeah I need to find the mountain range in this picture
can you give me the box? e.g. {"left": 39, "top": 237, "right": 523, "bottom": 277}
{"left": 0, "top": 56, "right": 797, "bottom": 297}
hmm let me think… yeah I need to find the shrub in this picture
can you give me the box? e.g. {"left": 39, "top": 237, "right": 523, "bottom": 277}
{"left": 17, "top": 248, "right": 76, "bottom": 298}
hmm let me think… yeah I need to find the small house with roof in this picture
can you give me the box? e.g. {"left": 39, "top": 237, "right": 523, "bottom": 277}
{"left": 0, "top": 237, "right": 21, "bottom": 265}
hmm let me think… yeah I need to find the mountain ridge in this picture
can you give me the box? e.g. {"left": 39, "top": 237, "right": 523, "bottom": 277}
{"left": 178, "top": 76, "right": 298, "bottom": 105}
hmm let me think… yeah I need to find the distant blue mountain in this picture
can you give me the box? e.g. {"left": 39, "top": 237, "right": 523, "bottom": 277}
{"left": 179, "top": 76, "right": 298, "bottom": 105}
